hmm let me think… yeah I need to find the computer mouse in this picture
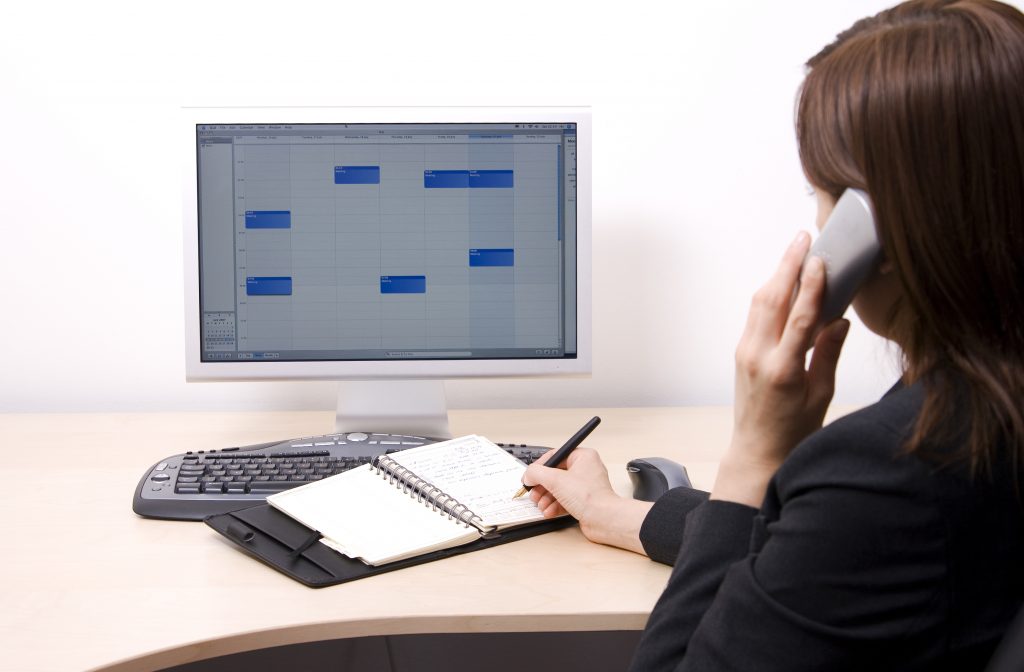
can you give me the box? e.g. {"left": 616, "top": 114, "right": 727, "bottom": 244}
{"left": 627, "top": 457, "right": 692, "bottom": 502}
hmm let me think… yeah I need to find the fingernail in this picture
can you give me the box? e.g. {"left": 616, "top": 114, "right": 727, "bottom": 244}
{"left": 791, "top": 231, "right": 809, "bottom": 249}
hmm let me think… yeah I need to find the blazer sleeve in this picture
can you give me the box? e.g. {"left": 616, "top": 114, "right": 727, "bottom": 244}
{"left": 638, "top": 486, "right": 711, "bottom": 565}
{"left": 630, "top": 500, "right": 758, "bottom": 670}
{"left": 629, "top": 425, "right": 948, "bottom": 672}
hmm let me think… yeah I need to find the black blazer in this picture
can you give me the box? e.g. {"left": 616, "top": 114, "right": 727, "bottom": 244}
{"left": 630, "top": 381, "right": 1024, "bottom": 671}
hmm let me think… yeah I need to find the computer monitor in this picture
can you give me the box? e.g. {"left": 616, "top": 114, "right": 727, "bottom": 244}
{"left": 182, "top": 107, "right": 591, "bottom": 437}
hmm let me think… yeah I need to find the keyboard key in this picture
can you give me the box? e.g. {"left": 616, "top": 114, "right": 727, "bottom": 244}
{"left": 249, "top": 481, "right": 298, "bottom": 494}
{"left": 271, "top": 450, "right": 329, "bottom": 458}
{"left": 176, "top": 485, "right": 201, "bottom": 494}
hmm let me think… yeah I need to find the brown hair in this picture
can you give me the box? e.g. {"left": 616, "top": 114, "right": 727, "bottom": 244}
{"left": 797, "top": 0, "right": 1024, "bottom": 479}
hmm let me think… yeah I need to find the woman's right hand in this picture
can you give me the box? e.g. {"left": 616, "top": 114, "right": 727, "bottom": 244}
{"left": 522, "top": 447, "right": 654, "bottom": 555}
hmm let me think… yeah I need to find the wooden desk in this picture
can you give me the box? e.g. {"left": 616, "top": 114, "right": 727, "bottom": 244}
{"left": 0, "top": 407, "right": 739, "bottom": 672}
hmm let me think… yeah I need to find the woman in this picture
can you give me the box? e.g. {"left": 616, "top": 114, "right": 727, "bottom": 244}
{"left": 523, "top": 1, "right": 1024, "bottom": 669}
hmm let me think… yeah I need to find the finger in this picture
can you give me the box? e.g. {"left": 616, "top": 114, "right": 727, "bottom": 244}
{"left": 778, "top": 255, "right": 827, "bottom": 359}
{"left": 807, "top": 318, "right": 850, "bottom": 405}
{"left": 746, "top": 232, "right": 812, "bottom": 347}
{"left": 524, "top": 447, "right": 578, "bottom": 486}
{"left": 528, "top": 484, "right": 549, "bottom": 503}
{"left": 542, "top": 500, "right": 567, "bottom": 518}
{"left": 523, "top": 456, "right": 571, "bottom": 490}
{"left": 563, "top": 446, "right": 596, "bottom": 467}
{"left": 521, "top": 460, "right": 553, "bottom": 487}
{"left": 535, "top": 490, "right": 556, "bottom": 511}
{"left": 529, "top": 483, "right": 570, "bottom": 518}
{"left": 527, "top": 446, "right": 595, "bottom": 484}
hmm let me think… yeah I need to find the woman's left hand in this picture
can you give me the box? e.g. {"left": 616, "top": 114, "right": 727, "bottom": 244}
{"left": 712, "top": 232, "right": 851, "bottom": 508}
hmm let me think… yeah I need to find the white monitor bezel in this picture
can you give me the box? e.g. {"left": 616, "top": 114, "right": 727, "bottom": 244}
{"left": 182, "top": 106, "right": 592, "bottom": 382}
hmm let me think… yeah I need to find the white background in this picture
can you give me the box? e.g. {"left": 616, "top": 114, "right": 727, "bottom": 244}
{"left": 2, "top": 0, "right": 982, "bottom": 413}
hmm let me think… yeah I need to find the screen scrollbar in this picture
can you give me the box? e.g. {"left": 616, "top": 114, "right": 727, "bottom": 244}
{"left": 384, "top": 352, "right": 473, "bottom": 358}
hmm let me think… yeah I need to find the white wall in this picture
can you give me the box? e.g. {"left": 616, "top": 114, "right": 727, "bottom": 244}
{"left": 0, "top": 0, "right": 943, "bottom": 413}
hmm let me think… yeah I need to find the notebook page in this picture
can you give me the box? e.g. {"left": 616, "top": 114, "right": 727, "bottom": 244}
{"left": 267, "top": 464, "right": 478, "bottom": 566}
{"left": 386, "top": 435, "right": 549, "bottom": 530}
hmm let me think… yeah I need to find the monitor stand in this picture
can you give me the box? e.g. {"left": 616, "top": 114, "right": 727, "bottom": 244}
{"left": 335, "top": 380, "right": 452, "bottom": 439}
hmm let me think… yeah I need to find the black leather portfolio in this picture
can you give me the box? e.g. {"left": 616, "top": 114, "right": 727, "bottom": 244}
{"left": 205, "top": 503, "right": 577, "bottom": 588}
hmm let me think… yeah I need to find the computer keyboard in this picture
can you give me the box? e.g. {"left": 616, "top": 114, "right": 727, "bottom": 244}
{"left": 133, "top": 431, "right": 551, "bottom": 521}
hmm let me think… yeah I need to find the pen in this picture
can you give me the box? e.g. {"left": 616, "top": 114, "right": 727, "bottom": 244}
{"left": 512, "top": 416, "right": 602, "bottom": 499}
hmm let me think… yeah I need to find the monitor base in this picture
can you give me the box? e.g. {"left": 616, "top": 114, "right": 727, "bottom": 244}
{"left": 335, "top": 380, "right": 452, "bottom": 439}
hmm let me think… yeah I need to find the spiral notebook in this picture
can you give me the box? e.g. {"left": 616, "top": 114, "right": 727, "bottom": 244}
{"left": 266, "top": 435, "right": 558, "bottom": 566}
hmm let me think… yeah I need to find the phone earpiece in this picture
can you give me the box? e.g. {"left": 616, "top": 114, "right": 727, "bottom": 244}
{"left": 805, "top": 189, "right": 884, "bottom": 326}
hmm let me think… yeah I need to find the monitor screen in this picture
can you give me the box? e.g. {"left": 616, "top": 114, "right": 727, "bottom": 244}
{"left": 194, "top": 120, "right": 580, "bottom": 367}
{"left": 183, "top": 108, "right": 590, "bottom": 436}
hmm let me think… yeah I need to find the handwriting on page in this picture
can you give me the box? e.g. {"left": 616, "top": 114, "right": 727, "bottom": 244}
{"left": 390, "top": 436, "right": 544, "bottom": 527}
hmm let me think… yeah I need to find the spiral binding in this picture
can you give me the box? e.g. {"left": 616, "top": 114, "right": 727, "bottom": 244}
{"left": 372, "top": 455, "right": 484, "bottom": 529}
